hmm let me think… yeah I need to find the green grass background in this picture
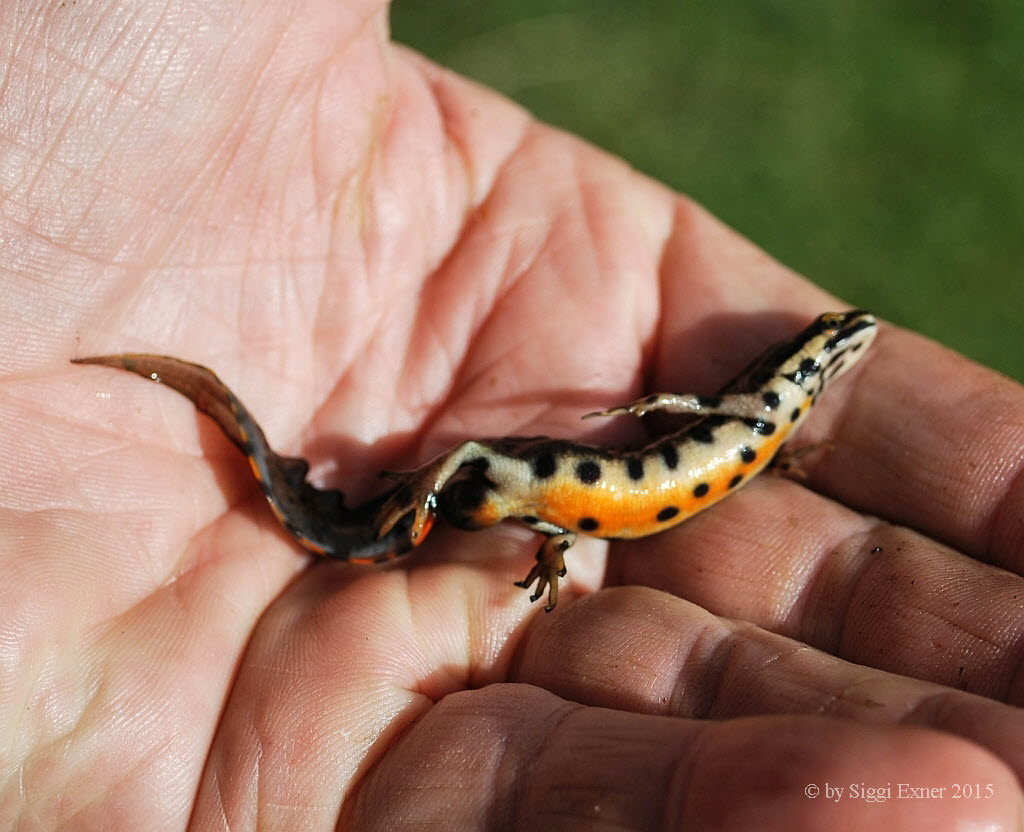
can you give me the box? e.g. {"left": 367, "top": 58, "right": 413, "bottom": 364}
{"left": 392, "top": 1, "right": 1023, "bottom": 381}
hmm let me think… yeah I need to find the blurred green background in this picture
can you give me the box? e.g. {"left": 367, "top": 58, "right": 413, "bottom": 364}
{"left": 392, "top": 1, "right": 1023, "bottom": 381}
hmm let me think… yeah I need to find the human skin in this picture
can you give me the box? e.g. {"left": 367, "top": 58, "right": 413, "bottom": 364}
{"left": 1, "top": 1, "right": 1023, "bottom": 829}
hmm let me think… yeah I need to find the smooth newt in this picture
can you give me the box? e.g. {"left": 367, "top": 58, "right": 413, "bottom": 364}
{"left": 376, "top": 310, "right": 877, "bottom": 609}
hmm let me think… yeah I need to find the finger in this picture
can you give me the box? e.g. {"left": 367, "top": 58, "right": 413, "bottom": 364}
{"left": 815, "top": 324, "right": 1024, "bottom": 569}
{"left": 610, "top": 477, "right": 1024, "bottom": 698}
{"left": 349, "top": 683, "right": 1019, "bottom": 831}
{"left": 515, "top": 588, "right": 1024, "bottom": 782}
{"left": 191, "top": 553, "right": 537, "bottom": 828}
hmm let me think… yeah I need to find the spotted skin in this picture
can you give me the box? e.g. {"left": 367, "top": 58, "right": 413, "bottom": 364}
{"left": 377, "top": 310, "right": 877, "bottom": 610}
{"left": 72, "top": 354, "right": 416, "bottom": 561}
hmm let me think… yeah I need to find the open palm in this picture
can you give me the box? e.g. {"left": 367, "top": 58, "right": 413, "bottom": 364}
{"left": 2, "top": 2, "right": 1022, "bottom": 829}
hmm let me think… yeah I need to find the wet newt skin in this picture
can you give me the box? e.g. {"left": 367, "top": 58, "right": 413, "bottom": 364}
{"left": 75, "top": 310, "right": 876, "bottom": 611}
{"left": 376, "top": 310, "right": 877, "bottom": 609}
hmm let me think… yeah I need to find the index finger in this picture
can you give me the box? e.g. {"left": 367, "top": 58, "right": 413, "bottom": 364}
{"left": 818, "top": 323, "right": 1024, "bottom": 570}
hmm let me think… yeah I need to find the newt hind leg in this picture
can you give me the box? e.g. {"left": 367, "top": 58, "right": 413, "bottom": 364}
{"left": 768, "top": 440, "right": 835, "bottom": 479}
{"left": 376, "top": 440, "right": 492, "bottom": 544}
{"left": 514, "top": 531, "right": 576, "bottom": 612}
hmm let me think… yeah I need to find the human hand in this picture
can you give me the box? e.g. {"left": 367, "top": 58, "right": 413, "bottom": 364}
{"left": 2, "top": 2, "right": 1022, "bottom": 829}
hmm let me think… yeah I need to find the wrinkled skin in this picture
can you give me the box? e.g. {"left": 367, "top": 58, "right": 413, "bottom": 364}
{"left": 2, "top": 2, "right": 1023, "bottom": 830}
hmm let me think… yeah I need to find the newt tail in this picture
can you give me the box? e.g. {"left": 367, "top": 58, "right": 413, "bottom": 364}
{"left": 72, "top": 354, "right": 416, "bottom": 561}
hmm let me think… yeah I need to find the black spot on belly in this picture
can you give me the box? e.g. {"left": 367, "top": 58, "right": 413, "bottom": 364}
{"left": 659, "top": 443, "right": 679, "bottom": 470}
{"left": 656, "top": 506, "right": 679, "bottom": 522}
{"left": 790, "top": 407, "right": 801, "bottom": 423}
{"left": 690, "top": 424, "right": 714, "bottom": 443}
{"left": 438, "top": 474, "right": 494, "bottom": 530}
{"left": 785, "top": 357, "right": 823, "bottom": 387}
{"left": 576, "top": 460, "right": 601, "bottom": 484}
{"left": 521, "top": 515, "right": 540, "bottom": 525}
{"left": 532, "top": 452, "right": 557, "bottom": 479}
{"left": 728, "top": 474, "right": 743, "bottom": 489}
{"left": 762, "top": 391, "right": 780, "bottom": 409}
{"left": 453, "top": 477, "right": 488, "bottom": 510}
{"left": 626, "top": 457, "right": 645, "bottom": 480}
{"left": 578, "top": 517, "right": 599, "bottom": 531}
{"left": 739, "top": 445, "right": 757, "bottom": 464}
{"left": 745, "top": 418, "right": 776, "bottom": 436}
{"left": 693, "top": 483, "right": 710, "bottom": 498}
{"left": 690, "top": 414, "right": 729, "bottom": 444}
{"left": 800, "top": 357, "right": 820, "bottom": 376}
